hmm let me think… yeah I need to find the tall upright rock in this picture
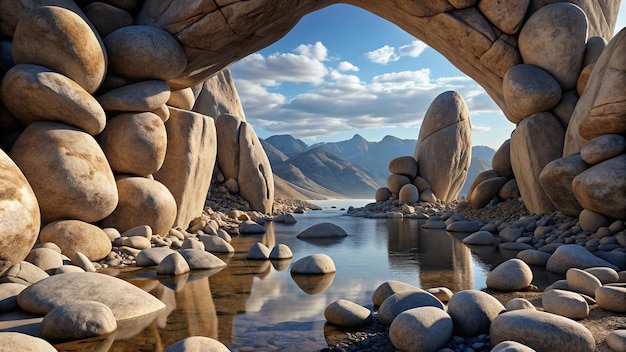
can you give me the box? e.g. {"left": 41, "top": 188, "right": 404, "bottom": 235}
{"left": 414, "top": 91, "right": 472, "bottom": 203}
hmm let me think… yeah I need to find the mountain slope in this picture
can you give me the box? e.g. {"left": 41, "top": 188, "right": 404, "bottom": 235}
{"left": 265, "top": 134, "right": 309, "bottom": 158}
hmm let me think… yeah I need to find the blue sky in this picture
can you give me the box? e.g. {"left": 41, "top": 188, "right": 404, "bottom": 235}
{"left": 231, "top": 4, "right": 626, "bottom": 150}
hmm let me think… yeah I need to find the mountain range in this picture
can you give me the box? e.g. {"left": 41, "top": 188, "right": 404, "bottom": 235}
{"left": 262, "top": 134, "right": 495, "bottom": 200}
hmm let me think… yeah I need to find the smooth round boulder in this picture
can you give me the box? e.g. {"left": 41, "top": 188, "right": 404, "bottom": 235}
{"left": 179, "top": 249, "right": 227, "bottom": 270}
{"left": 17, "top": 272, "right": 166, "bottom": 320}
{"left": 136, "top": 247, "right": 176, "bottom": 267}
{"left": 297, "top": 223, "right": 347, "bottom": 239}
{"left": 167, "top": 88, "right": 195, "bottom": 110}
{"left": 104, "top": 25, "right": 186, "bottom": 81}
{"left": 198, "top": 235, "right": 234, "bottom": 253}
{"left": 490, "top": 310, "right": 595, "bottom": 352}
{"left": 487, "top": 258, "right": 533, "bottom": 291}
{"left": 580, "top": 134, "right": 626, "bottom": 165}
{"left": 492, "top": 139, "right": 513, "bottom": 177}
{"left": 377, "top": 290, "right": 445, "bottom": 325}
{"left": 542, "top": 289, "right": 589, "bottom": 320}
{"left": 606, "top": 330, "right": 626, "bottom": 352}
{"left": 39, "top": 220, "right": 112, "bottom": 261}
{"left": 388, "top": 156, "right": 418, "bottom": 179}
{"left": 40, "top": 301, "right": 117, "bottom": 340}
{"left": 0, "top": 64, "right": 106, "bottom": 135}
{"left": 0, "top": 282, "right": 26, "bottom": 312}
{"left": 164, "top": 336, "right": 230, "bottom": 352}
{"left": 491, "top": 341, "right": 536, "bottom": 352}
{"left": 546, "top": 244, "right": 618, "bottom": 273}
{"left": 0, "top": 150, "right": 40, "bottom": 276}
{"left": 156, "top": 252, "right": 190, "bottom": 276}
{"left": 290, "top": 254, "right": 336, "bottom": 274}
{"left": 517, "top": 249, "right": 552, "bottom": 267}
{"left": 24, "top": 248, "right": 63, "bottom": 273}
{"left": 567, "top": 268, "right": 602, "bottom": 297}
{"left": 100, "top": 177, "right": 176, "bottom": 236}
{"left": 447, "top": 290, "right": 505, "bottom": 337}
{"left": 387, "top": 174, "right": 410, "bottom": 195}
{"left": 398, "top": 183, "right": 419, "bottom": 204}
{"left": 585, "top": 267, "right": 620, "bottom": 284}
{"left": 9, "top": 122, "right": 118, "bottom": 224}
{"left": 97, "top": 80, "right": 171, "bottom": 112}
{"left": 426, "top": 287, "right": 453, "bottom": 302}
{"left": 389, "top": 306, "right": 453, "bottom": 352}
{"left": 469, "top": 176, "right": 508, "bottom": 209}
{"left": 269, "top": 244, "right": 293, "bottom": 259}
{"left": 572, "top": 155, "right": 626, "bottom": 219}
{"left": 0, "top": 332, "right": 57, "bottom": 352}
{"left": 0, "top": 261, "right": 48, "bottom": 286}
{"left": 595, "top": 286, "right": 626, "bottom": 313}
{"left": 375, "top": 187, "right": 392, "bottom": 202}
{"left": 246, "top": 242, "right": 270, "bottom": 260}
{"left": 372, "top": 280, "right": 420, "bottom": 307}
{"left": 83, "top": 2, "right": 134, "bottom": 38}
{"left": 503, "top": 64, "right": 562, "bottom": 119}
{"left": 11, "top": 6, "right": 106, "bottom": 93}
{"left": 463, "top": 231, "right": 497, "bottom": 245}
{"left": 239, "top": 220, "right": 266, "bottom": 234}
{"left": 99, "top": 112, "right": 167, "bottom": 176}
{"left": 505, "top": 298, "right": 536, "bottom": 311}
{"left": 324, "top": 299, "right": 372, "bottom": 327}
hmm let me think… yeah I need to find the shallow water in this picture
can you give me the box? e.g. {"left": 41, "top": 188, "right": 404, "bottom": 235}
{"left": 2, "top": 200, "right": 564, "bottom": 351}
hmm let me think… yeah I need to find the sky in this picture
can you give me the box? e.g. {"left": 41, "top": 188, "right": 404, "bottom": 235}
{"left": 230, "top": 3, "right": 626, "bottom": 150}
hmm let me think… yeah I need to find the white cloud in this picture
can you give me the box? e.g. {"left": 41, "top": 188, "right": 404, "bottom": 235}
{"left": 294, "top": 41, "right": 328, "bottom": 61}
{"left": 366, "top": 40, "right": 429, "bottom": 64}
{"left": 472, "top": 125, "right": 492, "bottom": 132}
{"left": 337, "top": 61, "right": 359, "bottom": 72}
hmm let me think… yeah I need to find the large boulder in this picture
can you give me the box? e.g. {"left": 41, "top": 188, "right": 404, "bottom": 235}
{"left": 11, "top": 6, "right": 106, "bottom": 93}
{"left": 192, "top": 69, "right": 246, "bottom": 119}
{"left": 510, "top": 112, "right": 564, "bottom": 214}
{"left": 447, "top": 290, "right": 505, "bottom": 337}
{"left": 39, "top": 301, "right": 117, "bottom": 340}
{"left": 572, "top": 155, "right": 626, "bottom": 219}
{"left": 215, "top": 113, "right": 243, "bottom": 180}
{"left": 0, "top": 64, "right": 106, "bottom": 135}
{"left": 238, "top": 122, "right": 274, "bottom": 213}
{"left": 389, "top": 306, "right": 453, "bottom": 352}
{"left": 39, "top": 220, "right": 112, "bottom": 262}
{"left": 388, "top": 156, "right": 418, "bottom": 179}
{"left": 9, "top": 121, "right": 117, "bottom": 224}
{"left": 154, "top": 108, "right": 217, "bottom": 229}
{"left": 82, "top": 2, "right": 134, "bottom": 38}
{"left": 97, "top": 80, "right": 171, "bottom": 112}
{"left": 377, "top": 290, "right": 444, "bottom": 325}
{"left": 0, "top": 150, "right": 40, "bottom": 276}
{"left": 413, "top": 91, "right": 471, "bottom": 202}
{"left": 297, "top": 223, "right": 348, "bottom": 239}
{"left": 546, "top": 244, "right": 619, "bottom": 273}
{"left": 0, "top": 332, "right": 57, "bottom": 352}
{"left": 503, "top": 64, "right": 562, "bottom": 120}
{"left": 539, "top": 153, "right": 588, "bottom": 217}
{"left": 100, "top": 177, "right": 177, "bottom": 236}
{"left": 486, "top": 258, "right": 533, "bottom": 291}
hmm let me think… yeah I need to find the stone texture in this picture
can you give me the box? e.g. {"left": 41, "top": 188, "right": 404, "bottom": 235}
{"left": 510, "top": 112, "right": 564, "bottom": 214}
{"left": 198, "top": 235, "right": 234, "bottom": 253}
{"left": 0, "top": 332, "right": 57, "bottom": 352}
{"left": 136, "top": 247, "right": 176, "bottom": 266}
{"left": 215, "top": 113, "right": 243, "bottom": 180}
{"left": 164, "top": 336, "right": 230, "bottom": 352}
{"left": 39, "top": 220, "right": 111, "bottom": 262}
{"left": 492, "top": 139, "right": 513, "bottom": 177}
{"left": 517, "top": 249, "right": 552, "bottom": 267}
{"left": 503, "top": 64, "right": 562, "bottom": 119}
{"left": 246, "top": 242, "right": 270, "bottom": 260}
{"left": 388, "top": 156, "right": 418, "bottom": 179}
{"left": 498, "top": 179, "right": 520, "bottom": 200}
{"left": 546, "top": 244, "right": 619, "bottom": 273}
{"left": 179, "top": 249, "right": 227, "bottom": 270}
{"left": 269, "top": 244, "right": 293, "bottom": 260}
{"left": 595, "top": 286, "right": 626, "bottom": 313}
{"left": 486, "top": 258, "right": 533, "bottom": 291}
{"left": 97, "top": 80, "right": 171, "bottom": 112}
{"left": 469, "top": 176, "right": 508, "bottom": 209}
{"left": 398, "top": 184, "right": 419, "bottom": 204}
{"left": 17, "top": 272, "right": 166, "bottom": 320}
{"left": 83, "top": 2, "right": 134, "bottom": 38}
{"left": 413, "top": 91, "right": 471, "bottom": 202}
{"left": 585, "top": 267, "right": 620, "bottom": 284}
{"left": 11, "top": 6, "right": 106, "bottom": 93}
{"left": 580, "top": 134, "right": 626, "bottom": 165}
{"left": 518, "top": 3, "right": 587, "bottom": 90}
{"left": 389, "top": 306, "right": 453, "bottom": 352}
{"left": 572, "top": 155, "right": 626, "bottom": 219}
{"left": 0, "top": 282, "right": 26, "bottom": 312}
{"left": 0, "top": 149, "right": 40, "bottom": 276}
{"left": 447, "top": 289, "right": 505, "bottom": 337}
{"left": 377, "top": 289, "right": 445, "bottom": 325}
{"left": 290, "top": 254, "right": 336, "bottom": 274}
{"left": 387, "top": 174, "right": 410, "bottom": 195}
{"left": 463, "top": 231, "right": 496, "bottom": 245}
{"left": 577, "top": 64, "right": 594, "bottom": 97}
{"left": 154, "top": 108, "right": 217, "bottom": 229}
{"left": 0, "top": 64, "right": 106, "bottom": 135}
{"left": 297, "top": 222, "right": 347, "bottom": 239}
{"left": 167, "top": 88, "right": 195, "bottom": 110}
{"left": 491, "top": 341, "right": 536, "bottom": 352}
{"left": 238, "top": 122, "right": 274, "bottom": 213}
{"left": 542, "top": 289, "right": 589, "bottom": 320}
{"left": 104, "top": 25, "right": 186, "bottom": 81}
{"left": 9, "top": 122, "right": 117, "bottom": 223}
{"left": 583, "top": 36, "right": 608, "bottom": 68}
{"left": 0, "top": 261, "right": 48, "bottom": 286}
{"left": 567, "top": 268, "right": 602, "bottom": 297}
{"left": 478, "top": 0, "right": 529, "bottom": 34}
{"left": 40, "top": 301, "right": 117, "bottom": 340}
{"left": 539, "top": 153, "right": 588, "bottom": 217}
{"left": 99, "top": 112, "right": 167, "bottom": 176}
{"left": 505, "top": 297, "right": 536, "bottom": 311}
{"left": 100, "top": 177, "right": 177, "bottom": 236}
{"left": 25, "top": 248, "right": 62, "bottom": 273}
{"left": 239, "top": 220, "right": 266, "bottom": 234}
{"left": 490, "top": 310, "right": 595, "bottom": 352}
{"left": 156, "top": 252, "right": 190, "bottom": 276}
{"left": 467, "top": 169, "right": 498, "bottom": 201}
{"left": 324, "top": 299, "right": 372, "bottom": 327}
{"left": 192, "top": 69, "right": 246, "bottom": 119}
{"left": 606, "top": 330, "right": 626, "bottom": 352}
{"left": 375, "top": 187, "right": 392, "bottom": 202}
{"left": 578, "top": 209, "right": 612, "bottom": 232}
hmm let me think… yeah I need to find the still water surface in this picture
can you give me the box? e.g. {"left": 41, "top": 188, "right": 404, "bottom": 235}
{"left": 53, "top": 200, "right": 561, "bottom": 351}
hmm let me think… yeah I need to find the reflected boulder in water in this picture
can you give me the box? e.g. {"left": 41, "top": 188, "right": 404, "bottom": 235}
{"left": 296, "top": 223, "right": 347, "bottom": 240}
{"left": 291, "top": 272, "right": 335, "bottom": 295}
{"left": 164, "top": 336, "right": 229, "bottom": 352}
{"left": 270, "top": 258, "right": 292, "bottom": 272}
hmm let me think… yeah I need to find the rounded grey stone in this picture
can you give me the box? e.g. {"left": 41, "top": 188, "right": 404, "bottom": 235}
{"left": 377, "top": 290, "right": 444, "bottom": 325}
{"left": 40, "top": 301, "right": 117, "bottom": 340}
{"left": 389, "top": 306, "right": 453, "bottom": 352}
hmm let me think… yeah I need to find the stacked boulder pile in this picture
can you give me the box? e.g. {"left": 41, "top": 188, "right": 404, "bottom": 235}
{"left": 376, "top": 91, "right": 472, "bottom": 206}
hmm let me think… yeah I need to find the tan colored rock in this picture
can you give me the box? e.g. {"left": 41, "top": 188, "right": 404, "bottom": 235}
{"left": 398, "top": 184, "right": 419, "bottom": 204}
{"left": 478, "top": 0, "right": 529, "bottom": 34}
{"left": 469, "top": 176, "right": 508, "bottom": 209}
{"left": 83, "top": 2, "right": 133, "bottom": 38}
{"left": 467, "top": 169, "right": 498, "bottom": 201}
{"left": 0, "top": 149, "right": 40, "bottom": 276}
{"left": 577, "top": 64, "right": 594, "bottom": 97}
{"left": 492, "top": 139, "right": 513, "bottom": 177}
{"left": 480, "top": 37, "right": 522, "bottom": 81}
{"left": 11, "top": 6, "right": 106, "bottom": 93}
{"left": 215, "top": 114, "right": 244, "bottom": 180}
{"left": 192, "top": 69, "right": 246, "bottom": 119}
{"left": 572, "top": 155, "right": 626, "bottom": 219}
{"left": 100, "top": 177, "right": 177, "bottom": 236}
{"left": 9, "top": 121, "right": 117, "bottom": 223}
{"left": 387, "top": 174, "right": 410, "bottom": 195}
{"left": 97, "top": 80, "right": 171, "bottom": 112}
{"left": 167, "top": 88, "right": 195, "bottom": 110}
{"left": 154, "top": 108, "right": 217, "bottom": 229}
{"left": 39, "top": 220, "right": 112, "bottom": 262}
{"left": 582, "top": 36, "right": 607, "bottom": 68}
{"left": 518, "top": 3, "right": 587, "bottom": 90}
{"left": 238, "top": 122, "right": 274, "bottom": 213}
{"left": 503, "top": 64, "right": 562, "bottom": 119}
{"left": 542, "top": 289, "right": 589, "bottom": 320}
{"left": 414, "top": 91, "right": 471, "bottom": 203}
{"left": 0, "top": 64, "right": 106, "bottom": 135}
{"left": 498, "top": 179, "right": 520, "bottom": 200}
{"left": 580, "top": 134, "right": 626, "bottom": 165}
{"left": 511, "top": 112, "right": 564, "bottom": 214}
{"left": 388, "top": 156, "right": 418, "bottom": 179}
{"left": 152, "top": 104, "right": 170, "bottom": 122}
{"left": 0, "top": 332, "right": 57, "bottom": 352}
{"left": 538, "top": 153, "right": 587, "bottom": 218}
{"left": 104, "top": 25, "right": 186, "bottom": 81}
{"left": 99, "top": 112, "right": 167, "bottom": 176}
{"left": 375, "top": 187, "right": 392, "bottom": 202}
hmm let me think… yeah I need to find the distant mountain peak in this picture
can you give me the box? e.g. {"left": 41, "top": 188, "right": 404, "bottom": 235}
{"left": 351, "top": 134, "right": 367, "bottom": 141}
